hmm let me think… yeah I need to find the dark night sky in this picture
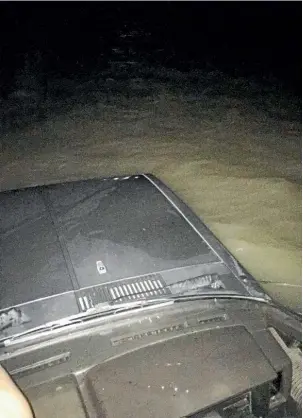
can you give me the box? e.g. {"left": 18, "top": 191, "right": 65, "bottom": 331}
{"left": 0, "top": 2, "right": 301, "bottom": 92}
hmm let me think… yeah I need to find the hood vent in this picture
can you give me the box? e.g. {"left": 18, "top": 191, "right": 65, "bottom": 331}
{"left": 108, "top": 274, "right": 168, "bottom": 302}
{"left": 78, "top": 273, "right": 171, "bottom": 310}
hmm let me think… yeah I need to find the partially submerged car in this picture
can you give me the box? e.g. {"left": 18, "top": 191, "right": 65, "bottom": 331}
{"left": 0, "top": 174, "right": 301, "bottom": 418}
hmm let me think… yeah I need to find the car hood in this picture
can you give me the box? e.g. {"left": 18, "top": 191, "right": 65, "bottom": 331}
{"left": 0, "top": 174, "right": 266, "bottom": 338}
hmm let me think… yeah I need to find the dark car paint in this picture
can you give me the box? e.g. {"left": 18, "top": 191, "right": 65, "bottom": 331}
{"left": 0, "top": 174, "right": 266, "bottom": 342}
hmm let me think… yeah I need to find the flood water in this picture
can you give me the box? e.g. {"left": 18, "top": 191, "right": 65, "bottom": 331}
{"left": 0, "top": 87, "right": 301, "bottom": 310}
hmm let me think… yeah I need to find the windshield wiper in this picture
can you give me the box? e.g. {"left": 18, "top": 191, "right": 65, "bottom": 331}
{"left": 170, "top": 292, "right": 271, "bottom": 304}
{"left": 0, "top": 283, "right": 274, "bottom": 348}
{"left": 108, "top": 273, "right": 270, "bottom": 304}
{"left": 0, "top": 298, "right": 175, "bottom": 347}
{"left": 1, "top": 292, "right": 273, "bottom": 348}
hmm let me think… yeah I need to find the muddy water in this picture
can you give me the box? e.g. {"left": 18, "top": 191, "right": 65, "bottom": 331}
{"left": 0, "top": 93, "right": 301, "bottom": 310}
